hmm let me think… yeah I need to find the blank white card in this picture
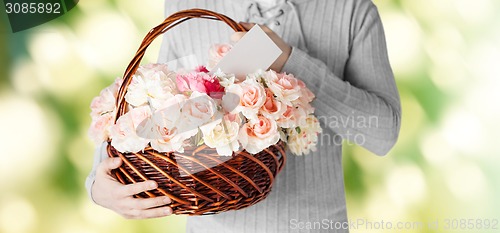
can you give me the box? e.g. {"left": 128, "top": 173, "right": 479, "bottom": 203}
{"left": 211, "top": 25, "right": 283, "bottom": 75}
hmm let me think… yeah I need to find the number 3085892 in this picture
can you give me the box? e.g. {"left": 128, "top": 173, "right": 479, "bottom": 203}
{"left": 5, "top": 2, "right": 61, "bottom": 14}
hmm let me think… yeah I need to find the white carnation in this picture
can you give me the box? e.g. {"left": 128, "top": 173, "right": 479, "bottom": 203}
{"left": 286, "top": 115, "right": 322, "bottom": 155}
{"left": 125, "top": 64, "right": 177, "bottom": 109}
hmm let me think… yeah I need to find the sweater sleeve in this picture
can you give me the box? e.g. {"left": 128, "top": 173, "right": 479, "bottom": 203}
{"left": 282, "top": 3, "right": 401, "bottom": 156}
{"left": 158, "top": 1, "right": 181, "bottom": 64}
{"left": 84, "top": 141, "right": 108, "bottom": 202}
{"left": 85, "top": 2, "right": 183, "bottom": 202}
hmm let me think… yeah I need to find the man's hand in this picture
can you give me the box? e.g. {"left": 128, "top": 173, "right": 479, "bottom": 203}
{"left": 91, "top": 157, "right": 173, "bottom": 219}
{"left": 231, "top": 22, "right": 292, "bottom": 73}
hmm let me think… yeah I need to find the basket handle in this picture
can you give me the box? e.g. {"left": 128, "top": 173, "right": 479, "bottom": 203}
{"left": 114, "top": 8, "right": 247, "bottom": 121}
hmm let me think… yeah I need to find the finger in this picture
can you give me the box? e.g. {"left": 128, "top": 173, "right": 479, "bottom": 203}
{"left": 129, "top": 206, "right": 173, "bottom": 219}
{"left": 258, "top": 24, "right": 272, "bottom": 33}
{"left": 239, "top": 22, "right": 255, "bottom": 30}
{"left": 130, "top": 196, "right": 172, "bottom": 210}
{"left": 97, "top": 157, "right": 122, "bottom": 175}
{"left": 119, "top": 180, "right": 158, "bottom": 197}
{"left": 230, "top": 32, "right": 246, "bottom": 43}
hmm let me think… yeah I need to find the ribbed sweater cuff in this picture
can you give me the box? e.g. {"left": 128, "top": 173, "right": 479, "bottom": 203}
{"left": 281, "top": 46, "right": 308, "bottom": 76}
{"left": 85, "top": 142, "right": 107, "bottom": 204}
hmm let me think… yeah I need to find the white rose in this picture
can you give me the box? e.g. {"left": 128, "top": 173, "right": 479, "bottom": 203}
{"left": 178, "top": 91, "right": 219, "bottom": 139}
{"left": 201, "top": 114, "right": 242, "bottom": 156}
{"left": 138, "top": 94, "right": 189, "bottom": 153}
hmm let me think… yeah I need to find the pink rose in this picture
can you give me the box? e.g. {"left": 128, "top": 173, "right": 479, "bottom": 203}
{"left": 208, "top": 43, "right": 232, "bottom": 69}
{"left": 260, "top": 88, "right": 286, "bottom": 120}
{"left": 238, "top": 115, "right": 280, "bottom": 154}
{"left": 264, "top": 71, "right": 301, "bottom": 106}
{"left": 222, "top": 78, "right": 266, "bottom": 121}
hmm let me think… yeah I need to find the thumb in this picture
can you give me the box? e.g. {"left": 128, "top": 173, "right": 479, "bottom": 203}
{"left": 230, "top": 32, "right": 246, "bottom": 43}
{"left": 98, "top": 157, "right": 122, "bottom": 175}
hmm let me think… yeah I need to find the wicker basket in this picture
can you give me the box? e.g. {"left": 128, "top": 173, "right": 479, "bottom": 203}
{"left": 107, "top": 8, "right": 287, "bottom": 216}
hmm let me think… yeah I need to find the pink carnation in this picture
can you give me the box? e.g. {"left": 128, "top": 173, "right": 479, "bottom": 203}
{"left": 137, "top": 63, "right": 173, "bottom": 78}
{"left": 287, "top": 115, "right": 322, "bottom": 155}
{"left": 194, "top": 66, "right": 210, "bottom": 73}
{"left": 276, "top": 105, "right": 308, "bottom": 128}
{"left": 88, "top": 77, "right": 123, "bottom": 143}
{"left": 176, "top": 72, "right": 224, "bottom": 99}
{"left": 90, "top": 78, "right": 122, "bottom": 119}
{"left": 88, "top": 114, "right": 114, "bottom": 143}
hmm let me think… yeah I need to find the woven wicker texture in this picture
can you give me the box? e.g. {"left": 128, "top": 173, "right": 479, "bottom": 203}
{"left": 107, "top": 9, "right": 287, "bottom": 215}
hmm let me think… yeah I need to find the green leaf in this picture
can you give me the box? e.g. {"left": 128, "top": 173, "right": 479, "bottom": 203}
{"left": 295, "top": 127, "right": 301, "bottom": 134}
{"left": 197, "top": 138, "right": 205, "bottom": 146}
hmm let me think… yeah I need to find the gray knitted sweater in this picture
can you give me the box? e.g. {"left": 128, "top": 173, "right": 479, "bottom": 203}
{"left": 86, "top": 0, "right": 401, "bottom": 232}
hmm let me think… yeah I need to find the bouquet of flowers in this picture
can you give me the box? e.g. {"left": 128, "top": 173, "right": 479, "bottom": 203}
{"left": 89, "top": 44, "right": 322, "bottom": 157}
{"left": 87, "top": 9, "right": 325, "bottom": 215}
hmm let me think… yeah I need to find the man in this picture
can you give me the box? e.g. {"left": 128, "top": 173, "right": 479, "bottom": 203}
{"left": 86, "top": 0, "right": 401, "bottom": 232}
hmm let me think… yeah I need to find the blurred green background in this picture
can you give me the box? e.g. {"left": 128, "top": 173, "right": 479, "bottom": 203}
{"left": 1, "top": 0, "right": 499, "bottom": 233}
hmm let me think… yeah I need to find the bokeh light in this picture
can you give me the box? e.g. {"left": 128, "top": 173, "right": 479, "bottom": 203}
{"left": 0, "top": 196, "right": 37, "bottom": 233}
{"left": 0, "top": 93, "right": 60, "bottom": 188}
